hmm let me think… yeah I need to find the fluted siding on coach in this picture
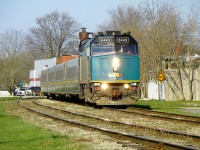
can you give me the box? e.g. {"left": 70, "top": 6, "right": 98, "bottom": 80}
{"left": 54, "top": 63, "right": 65, "bottom": 92}
{"left": 41, "top": 69, "right": 48, "bottom": 93}
{"left": 65, "top": 58, "right": 80, "bottom": 93}
{"left": 41, "top": 58, "right": 80, "bottom": 95}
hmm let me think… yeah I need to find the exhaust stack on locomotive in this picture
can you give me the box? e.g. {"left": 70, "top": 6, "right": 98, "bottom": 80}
{"left": 79, "top": 27, "right": 89, "bottom": 41}
{"left": 79, "top": 27, "right": 94, "bottom": 41}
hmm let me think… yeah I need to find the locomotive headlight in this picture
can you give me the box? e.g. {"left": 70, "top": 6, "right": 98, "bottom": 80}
{"left": 112, "top": 57, "right": 119, "bottom": 68}
{"left": 124, "top": 84, "right": 129, "bottom": 89}
{"left": 101, "top": 83, "right": 108, "bottom": 90}
{"left": 112, "top": 57, "right": 119, "bottom": 72}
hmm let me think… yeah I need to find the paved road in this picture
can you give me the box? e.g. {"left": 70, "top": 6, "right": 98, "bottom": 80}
{"left": 179, "top": 108, "right": 200, "bottom": 115}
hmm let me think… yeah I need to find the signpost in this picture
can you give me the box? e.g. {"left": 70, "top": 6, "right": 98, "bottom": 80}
{"left": 157, "top": 71, "right": 165, "bottom": 100}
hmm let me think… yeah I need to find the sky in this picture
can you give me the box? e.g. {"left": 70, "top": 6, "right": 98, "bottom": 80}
{"left": 0, "top": 0, "right": 199, "bottom": 34}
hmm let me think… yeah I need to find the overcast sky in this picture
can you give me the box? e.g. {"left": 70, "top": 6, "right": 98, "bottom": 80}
{"left": 0, "top": 0, "right": 199, "bottom": 33}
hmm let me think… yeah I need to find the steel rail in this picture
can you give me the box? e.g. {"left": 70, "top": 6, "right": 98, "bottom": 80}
{"left": 108, "top": 107, "right": 200, "bottom": 124}
{"left": 17, "top": 100, "right": 198, "bottom": 150}
{"left": 33, "top": 100, "right": 200, "bottom": 144}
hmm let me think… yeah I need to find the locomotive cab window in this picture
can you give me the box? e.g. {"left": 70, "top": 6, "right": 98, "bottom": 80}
{"left": 115, "top": 45, "right": 138, "bottom": 55}
{"left": 92, "top": 44, "right": 114, "bottom": 55}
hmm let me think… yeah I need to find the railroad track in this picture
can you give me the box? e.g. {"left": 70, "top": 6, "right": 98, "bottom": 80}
{"left": 18, "top": 99, "right": 199, "bottom": 150}
{"left": 114, "top": 107, "right": 200, "bottom": 124}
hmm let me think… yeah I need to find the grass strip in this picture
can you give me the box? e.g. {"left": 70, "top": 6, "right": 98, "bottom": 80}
{"left": 134, "top": 100, "right": 200, "bottom": 116}
{"left": 0, "top": 97, "right": 19, "bottom": 101}
{"left": 0, "top": 101, "right": 88, "bottom": 150}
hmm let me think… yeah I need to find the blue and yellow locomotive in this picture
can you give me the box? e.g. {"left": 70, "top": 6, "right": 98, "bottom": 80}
{"left": 41, "top": 28, "right": 140, "bottom": 106}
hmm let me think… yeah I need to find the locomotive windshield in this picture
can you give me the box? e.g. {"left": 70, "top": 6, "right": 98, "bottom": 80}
{"left": 91, "top": 35, "right": 138, "bottom": 55}
{"left": 92, "top": 45, "right": 114, "bottom": 55}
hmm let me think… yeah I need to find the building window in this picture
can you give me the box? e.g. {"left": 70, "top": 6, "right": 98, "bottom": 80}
{"left": 44, "top": 65, "right": 48, "bottom": 70}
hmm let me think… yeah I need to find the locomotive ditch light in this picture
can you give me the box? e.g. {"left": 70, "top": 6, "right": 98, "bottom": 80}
{"left": 94, "top": 83, "right": 101, "bottom": 86}
{"left": 124, "top": 84, "right": 129, "bottom": 89}
{"left": 130, "top": 82, "right": 137, "bottom": 86}
{"left": 101, "top": 83, "right": 108, "bottom": 90}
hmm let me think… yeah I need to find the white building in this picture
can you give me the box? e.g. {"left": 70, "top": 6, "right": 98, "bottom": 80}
{"left": 0, "top": 91, "right": 10, "bottom": 97}
{"left": 29, "top": 57, "right": 56, "bottom": 87}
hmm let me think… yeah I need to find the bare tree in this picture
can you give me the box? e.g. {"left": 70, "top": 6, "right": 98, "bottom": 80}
{"left": 27, "top": 10, "right": 81, "bottom": 58}
{"left": 0, "top": 30, "right": 29, "bottom": 93}
{"left": 98, "top": 1, "right": 182, "bottom": 97}
{"left": 98, "top": 0, "right": 200, "bottom": 100}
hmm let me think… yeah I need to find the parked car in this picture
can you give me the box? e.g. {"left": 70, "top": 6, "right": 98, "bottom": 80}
{"left": 16, "top": 87, "right": 32, "bottom": 96}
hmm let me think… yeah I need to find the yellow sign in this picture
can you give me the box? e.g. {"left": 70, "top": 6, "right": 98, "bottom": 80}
{"left": 157, "top": 72, "right": 165, "bottom": 81}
